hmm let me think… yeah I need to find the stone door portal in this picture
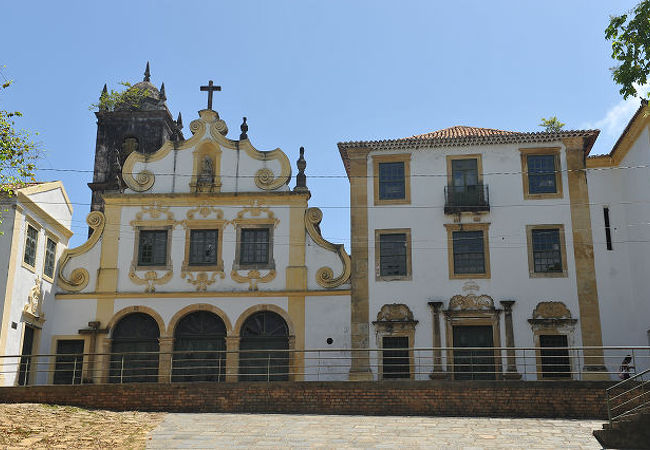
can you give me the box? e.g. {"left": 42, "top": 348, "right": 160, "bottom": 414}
{"left": 453, "top": 325, "right": 495, "bottom": 380}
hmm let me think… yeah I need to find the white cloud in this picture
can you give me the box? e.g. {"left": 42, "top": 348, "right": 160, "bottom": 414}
{"left": 582, "top": 84, "right": 649, "bottom": 155}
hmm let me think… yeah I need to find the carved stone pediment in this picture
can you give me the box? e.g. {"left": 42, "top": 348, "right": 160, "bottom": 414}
{"left": 448, "top": 294, "right": 494, "bottom": 311}
{"left": 376, "top": 303, "right": 415, "bottom": 322}
{"left": 532, "top": 301, "right": 572, "bottom": 320}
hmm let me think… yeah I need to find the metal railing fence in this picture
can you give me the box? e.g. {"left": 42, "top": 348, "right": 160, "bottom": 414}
{"left": 1, "top": 346, "right": 648, "bottom": 386}
{"left": 606, "top": 367, "right": 650, "bottom": 425}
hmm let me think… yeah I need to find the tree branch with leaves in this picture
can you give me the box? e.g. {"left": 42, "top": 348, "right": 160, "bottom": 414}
{"left": 606, "top": 0, "right": 650, "bottom": 99}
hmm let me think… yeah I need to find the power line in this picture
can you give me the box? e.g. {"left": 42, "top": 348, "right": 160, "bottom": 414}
{"left": 20, "top": 163, "right": 650, "bottom": 178}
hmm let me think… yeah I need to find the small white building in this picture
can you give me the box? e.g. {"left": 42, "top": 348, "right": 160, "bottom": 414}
{"left": 0, "top": 182, "right": 73, "bottom": 386}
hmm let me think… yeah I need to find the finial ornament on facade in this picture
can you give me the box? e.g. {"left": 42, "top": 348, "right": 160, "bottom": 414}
{"left": 159, "top": 82, "right": 166, "bottom": 101}
{"left": 144, "top": 61, "right": 151, "bottom": 82}
{"left": 294, "top": 146, "right": 308, "bottom": 192}
{"left": 240, "top": 117, "right": 248, "bottom": 140}
{"left": 99, "top": 84, "right": 108, "bottom": 111}
{"left": 176, "top": 112, "right": 183, "bottom": 129}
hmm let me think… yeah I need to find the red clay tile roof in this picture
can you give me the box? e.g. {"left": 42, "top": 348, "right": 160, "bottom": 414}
{"left": 338, "top": 126, "right": 600, "bottom": 178}
{"left": 407, "top": 126, "right": 519, "bottom": 140}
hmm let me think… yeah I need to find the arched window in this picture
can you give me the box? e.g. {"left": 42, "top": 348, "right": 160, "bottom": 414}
{"left": 172, "top": 311, "right": 227, "bottom": 382}
{"left": 239, "top": 311, "right": 289, "bottom": 381}
{"left": 109, "top": 313, "right": 159, "bottom": 383}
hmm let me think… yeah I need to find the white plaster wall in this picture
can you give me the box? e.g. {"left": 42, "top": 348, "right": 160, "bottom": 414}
{"left": 0, "top": 203, "right": 16, "bottom": 327}
{"left": 304, "top": 295, "right": 351, "bottom": 380}
{"left": 28, "top": 188, "right": 73, "bottom": 230}
{"left": 365, "top": 142, "right": 584, "bottom": 380}
{"left": 58, "top": 237, "right": 102, "bottom": 295}
{"left": 305, "top": 233, "right": 350, "bottom": 291}
{"left": 1, "top": 201, "right": 70, "bottom": 385}
{"left": 129, "top": 139, "right": 289, "bottom": 195}
{"left": 589, "top": 125, "right": 650, "bottom": 374}
{"left": 117, "top": 205, "right": 291, "bottom": 293}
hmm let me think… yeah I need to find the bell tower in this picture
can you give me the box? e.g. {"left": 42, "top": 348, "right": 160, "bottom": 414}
{"left": 88, "top": 62, "right": 184, "bottom": 217}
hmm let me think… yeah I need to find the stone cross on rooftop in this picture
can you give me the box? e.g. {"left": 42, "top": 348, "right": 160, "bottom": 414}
{"left": 200, "top": 80, "right": 221, "bottom": 110}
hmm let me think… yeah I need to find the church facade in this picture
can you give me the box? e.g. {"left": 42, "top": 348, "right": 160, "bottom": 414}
{"left": 48, "top": 69, "right": 351, "bottom": 384}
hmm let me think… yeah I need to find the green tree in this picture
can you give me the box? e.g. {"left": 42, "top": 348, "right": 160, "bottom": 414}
{"left": 539, "top": 116, "right": 565, "bottom": 132}
{"left": 90, "top": 81, "right": 151, "bottom": 111}
{"left": 1, "top": 80, "right": 38, "bottom": 196}
{"left": 606, "top": 0, "right": 650, "bottom": 99}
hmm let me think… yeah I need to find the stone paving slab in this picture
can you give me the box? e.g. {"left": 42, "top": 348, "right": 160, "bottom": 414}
{"left": 147, "top": 413, "right": 604, "bottom": 449}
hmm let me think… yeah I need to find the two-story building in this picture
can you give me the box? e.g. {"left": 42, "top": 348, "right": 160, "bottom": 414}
{"left": 339, "top": 126, "right": 614, "bottom": 381}
{"left": 0, "top": 182, "right": 73, "bottom": 386}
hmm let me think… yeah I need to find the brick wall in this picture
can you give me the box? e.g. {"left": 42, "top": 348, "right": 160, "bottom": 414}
{"left": 0, "top": 381, "right": 614, "bottom": 419}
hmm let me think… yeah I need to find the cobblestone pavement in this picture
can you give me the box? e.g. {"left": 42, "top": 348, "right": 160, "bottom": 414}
{"left": 147, "top": 413, "right": 604, "bottom": 449}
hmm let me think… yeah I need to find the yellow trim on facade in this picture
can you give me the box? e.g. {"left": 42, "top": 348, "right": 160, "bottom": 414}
{"left": 519, "top": 147, "right": 563, "bottom": 200}
{"left": 56, "top": 289, "right": 351, "bottom": 300}
{"left": 563, "top": 137, "right": 606, "bottom": 377}
{"left": 305, "top": 207, "right": 351, "bottom": 288}
{"left": 103, "top": 191, "right": 309, "bottom": 206}
{"left": 444, "top": 222, "right": 491, "bottom": 279}
{"left": 372, "top": 153, "right": 411, "bottom": 205}
{"left": 586, "top": 155, "right": 613, "bottom": 168}
{"left": 57, "top": 211, "right": 105, "bottom": 292}
{"left": 525, "top": 224, "right": 569, "bottom": 278}
{"left": 0, "top": 205, "right": 24, "bottom": 364}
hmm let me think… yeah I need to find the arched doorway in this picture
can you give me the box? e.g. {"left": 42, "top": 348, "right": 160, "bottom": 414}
{"left": 109, "top": 313, "right": 160, "bottom": 383}
{"left": 239, "top": 311, "right": 289, "bottom": 381}
{"left": 172, "top": 311, "right": 227, "bottom": 382}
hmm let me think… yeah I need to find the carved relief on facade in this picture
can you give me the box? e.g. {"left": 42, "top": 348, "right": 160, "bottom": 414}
{"left": 130, "top": 203, "right": 175, "bottom": 225}
{"left": 230, "top": 269, "right": 276, "bottom": 291}
{"left": 128, "top": 267, "right": 173, "bottom": 293}
{"left": 181, "top": 271, "right": 225, "bottom": 292}
{"left": 448, "top": 293, "right": 495, "bottom": 311}
{"left": 531, "top": 301, "right": 572, "bottom": 320}
{"left": 23, "top": 276, "right": 45, "bottom": 321}
{"left": 375, "top": 303, "right": 415, "bottom": 322}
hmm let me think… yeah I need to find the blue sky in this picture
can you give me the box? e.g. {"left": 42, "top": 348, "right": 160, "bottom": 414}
{"left": 1, "top": 0, "right": 642, "bottom": 247}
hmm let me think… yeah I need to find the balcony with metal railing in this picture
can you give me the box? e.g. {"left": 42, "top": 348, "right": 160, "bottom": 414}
{"left": 444, "top": 184, "right": 490, "bottom": 214}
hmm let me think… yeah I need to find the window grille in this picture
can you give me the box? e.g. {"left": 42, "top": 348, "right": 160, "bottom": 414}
{"left": 138, "top": 230, "right": 168, "bottom": 266}
{"left": 531, "top": 228, "right": 562, "bottom": 273}
{"left": 379, "top": 233, "right": 407, "bottom": 277}
{"left": 189, "top": 229, "right": 218, "bottom": 265}
{"left": 23, "top": 225, "right": 38, "bottom": 267}
{"left": 44, "top": 238, "right": 56, "bottom": 278}
{"left": 240, "top": 228, "right": 270, "bottom": 265}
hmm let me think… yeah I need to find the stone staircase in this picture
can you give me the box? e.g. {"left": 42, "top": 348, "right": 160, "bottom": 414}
{"left": 593, "top": 409, "right": 650, "bottom": 449}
